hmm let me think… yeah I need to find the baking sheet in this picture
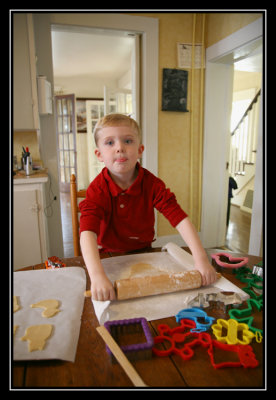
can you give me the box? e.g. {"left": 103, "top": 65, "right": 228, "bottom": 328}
{"left": 92, "top": 243, "right": 249, "bottom": 324}
{"left": 13, "top": 267, "right": 86, "bottom": 362}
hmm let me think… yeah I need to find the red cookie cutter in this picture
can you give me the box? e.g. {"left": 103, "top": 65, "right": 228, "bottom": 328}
{"left": 153, "top": 319, "right": 259, "bottom": 369}
{"left": 153, "top": 319, "right": 212, "bottom": 361}
{"left": 211, "top": 253, "right": 248, "bottom": 269}
{"left": 45, "top": 256, "right": 66, "bottom": 269}
{"left": 208, "top": 340, "right": 259, "bottom": 369}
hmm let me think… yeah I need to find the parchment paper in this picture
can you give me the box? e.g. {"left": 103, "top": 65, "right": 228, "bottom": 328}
{"left": 92, "top": 243, "right": 249, "bottom": 324}
{"left": 13, "top": 267, "right": 86, "bottom": 362}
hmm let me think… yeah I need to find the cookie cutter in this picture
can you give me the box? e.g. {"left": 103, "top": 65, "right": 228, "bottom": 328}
{"left": 208, "top": 340, "right": 259, "bottom": 369}
{"left": 234, "top": 267, "right": 263, "bottom": 286}
{"left": 243, "top": 284, "right": 263, "bottom": 305}
{"left": 45, "top": 256, "right": 66, "bottom": 269}
{"left": 211, "top": 253, "right": 248, "bottom": 272}
{"left": 211, "top": 318, "right": 255, "bottom": 345}
{"left": 228, "top": 298, "right": 263, "bottom": 335}
{"left": 103, "top": 317, "right": 154, "bottom": 362}
{"left": 175, "top": 307, "right": 215, "bottom": 332}
{"left": 153, "top": 319, "right": 212, "bottom": 360}
{"left": 187, "top": 292, "right": 243, "bottom": 309}
{"left": 252, "top": 265, "right": 263, "bottom": 278}
{"left": 153, "top": 319, "right": 259, "bottom": 369}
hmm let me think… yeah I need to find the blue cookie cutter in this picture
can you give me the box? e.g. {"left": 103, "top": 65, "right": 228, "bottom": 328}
{"left": 175, "top": 307, "right": 215, "bottom": 332}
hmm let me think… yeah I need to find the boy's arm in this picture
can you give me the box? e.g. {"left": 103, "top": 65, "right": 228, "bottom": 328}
{"left": 80, "top": 231, "right": 116, "bottom": 301}
{"left": 176, "top": 217, "right": 217, "bottom": 286}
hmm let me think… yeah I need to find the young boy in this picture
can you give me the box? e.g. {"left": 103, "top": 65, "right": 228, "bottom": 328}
{"left": 79, "top": 114, "right": 217, "bottom": 301}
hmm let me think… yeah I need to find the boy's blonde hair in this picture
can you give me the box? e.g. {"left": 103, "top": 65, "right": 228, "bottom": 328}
{"left": 93, "top": 113, "right": 141, "bottom": 145}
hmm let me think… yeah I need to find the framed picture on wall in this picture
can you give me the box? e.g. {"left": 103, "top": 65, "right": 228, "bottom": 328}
{"left": 76, "top": 98, "right": 103, "bottom": 133}
{"left": 161, "top": 68, "right": 189, "bottom": 112}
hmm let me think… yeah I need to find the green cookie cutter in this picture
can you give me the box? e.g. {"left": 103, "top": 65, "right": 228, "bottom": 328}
{"left": 228, "top": 298, "right": 263, "bottom": 335}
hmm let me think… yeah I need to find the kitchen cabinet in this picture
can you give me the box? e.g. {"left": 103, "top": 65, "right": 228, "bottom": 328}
{"left": 13, "top": 175, "right": 49, "bottom": 270}
{"left": 13, "top": 13, "right": 39, "bottom": 130}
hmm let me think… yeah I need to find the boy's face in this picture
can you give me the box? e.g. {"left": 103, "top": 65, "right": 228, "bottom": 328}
{"left": 94, "top": 125, "right": 144, "bottom": 177}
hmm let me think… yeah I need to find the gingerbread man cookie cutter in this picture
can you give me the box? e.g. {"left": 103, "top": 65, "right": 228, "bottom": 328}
{"left": 153, "top": 319, "right": 212, "bottom": 361}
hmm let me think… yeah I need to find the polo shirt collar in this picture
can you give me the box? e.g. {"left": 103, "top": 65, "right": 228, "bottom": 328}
{"left": 103, "top": 162, "right": 144, "bottom": 197}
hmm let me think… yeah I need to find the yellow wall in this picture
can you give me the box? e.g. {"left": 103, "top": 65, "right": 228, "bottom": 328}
{"left": 130, "top": 12, "right": 263, "bottom": 237}
{"left": 13, "top": 131, "right": 41, "bottom": 163}
{"left": 205, "top": 13, "right": 262, "bottom": 47}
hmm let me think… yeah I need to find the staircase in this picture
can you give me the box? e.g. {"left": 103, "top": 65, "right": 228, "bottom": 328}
{"left": 229, "top": 89, "right": 261, "bottom": 212}
{"left": 229, "top": 89, "right": 261, "bottom": 176}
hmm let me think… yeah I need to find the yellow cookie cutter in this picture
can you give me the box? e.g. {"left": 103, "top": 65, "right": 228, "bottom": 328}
{"left": 211, "top": 318, "right": 255, "bottom": 345}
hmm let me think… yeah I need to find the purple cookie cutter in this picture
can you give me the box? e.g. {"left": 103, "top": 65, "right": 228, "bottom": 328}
{"left": 104, "top": 317, "right": 154, "bottom": 362}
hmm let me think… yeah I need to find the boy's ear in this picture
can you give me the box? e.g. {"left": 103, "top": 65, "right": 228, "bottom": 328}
{"left": 95, "top": 148, "right": 103, "bottom": 161}
{"left": 138, "top": 144, "right": 144, "bottom": 158}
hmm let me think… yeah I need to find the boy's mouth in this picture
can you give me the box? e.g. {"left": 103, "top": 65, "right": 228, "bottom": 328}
{"left": 115, "top": 158, "right": 128, "bottom": 163}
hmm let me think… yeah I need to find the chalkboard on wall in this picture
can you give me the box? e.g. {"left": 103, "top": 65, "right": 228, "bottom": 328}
{"left": 162, "top": 68, "right": 188, "bottom": 112}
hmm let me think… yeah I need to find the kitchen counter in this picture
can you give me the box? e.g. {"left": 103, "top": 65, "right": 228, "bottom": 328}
{"left": 13, "top": 169, "right": 48, "bottom": 184}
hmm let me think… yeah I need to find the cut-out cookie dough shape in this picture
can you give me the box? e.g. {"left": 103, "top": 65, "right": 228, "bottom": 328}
{"left": 21, "top": 324, "right": 53, "bottom": 352}
{"left": 30, "top": 299, "right": 60, "bottom": 318}
{"left": 13, "top": 296, "right": 20, "bottom": 313}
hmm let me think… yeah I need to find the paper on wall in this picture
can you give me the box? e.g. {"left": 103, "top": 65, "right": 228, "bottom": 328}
{"left": 92, "top": 243, "right": 249, "bottom": 324}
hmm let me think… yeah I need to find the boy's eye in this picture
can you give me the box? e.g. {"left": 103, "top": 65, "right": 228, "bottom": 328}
{"left": 125, "top": 139, "right": 133, "bottom": 144}
{"left": 105, "top": 140, "right": 113, "bottom": 145}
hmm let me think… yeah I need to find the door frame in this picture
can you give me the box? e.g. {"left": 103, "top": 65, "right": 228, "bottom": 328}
{"left": 200, "top": 17, "right": 263, "bottom": 255}
{"left": 50, "top": 13, "right": 159, "bottom": 177}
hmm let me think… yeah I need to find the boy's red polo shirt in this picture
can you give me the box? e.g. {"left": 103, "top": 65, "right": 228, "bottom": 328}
{"left": 79, "top": 163, "right": 187, "bottom": 252}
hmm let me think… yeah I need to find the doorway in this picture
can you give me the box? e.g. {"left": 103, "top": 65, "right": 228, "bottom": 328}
{"left": 201, "top": 17, "right": 263, "bottom": 256}
{"left": 51, "top": 25, "right": 139, "bottom": 256}
{"left": 225, "top": 44, "right": 262, "bottom": 253}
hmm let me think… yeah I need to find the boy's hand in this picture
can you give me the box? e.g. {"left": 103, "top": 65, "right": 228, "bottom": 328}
{"left": 195, "top": 261, "right": 217, "bottom": 286}
{"left": 91, "top": 272, "right": 116, "bottom": 301}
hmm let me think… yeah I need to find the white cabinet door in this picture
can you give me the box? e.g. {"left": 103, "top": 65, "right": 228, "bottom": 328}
{"left": 13, "top": 189, "right": 42, "bottom": 270}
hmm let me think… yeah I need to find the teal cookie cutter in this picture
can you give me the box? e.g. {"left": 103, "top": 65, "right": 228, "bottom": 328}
{"left": 175, "top": 307, "right": 215, "bottom": 332}
{"left": 228, "top": 298, "right": 263, "bottom": 334}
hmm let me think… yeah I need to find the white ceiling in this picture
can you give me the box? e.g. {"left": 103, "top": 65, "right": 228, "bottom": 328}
{"left": 51, "top": 27, "right": 134, "bottom": 80}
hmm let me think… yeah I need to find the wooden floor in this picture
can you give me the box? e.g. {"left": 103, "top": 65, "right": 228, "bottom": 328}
{"left": 225, "top": 204, "right": 252, "bottom": 254}
{"left": 60, "top": 194, "right": 252, "bottom": 257}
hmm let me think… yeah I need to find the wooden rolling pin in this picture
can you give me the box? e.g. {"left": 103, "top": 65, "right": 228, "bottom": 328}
{"left": 85, "top": 270, "right": 221, "bottom": 300}
{"left": 115, "top": 270, "right": 222, "bottom": 300}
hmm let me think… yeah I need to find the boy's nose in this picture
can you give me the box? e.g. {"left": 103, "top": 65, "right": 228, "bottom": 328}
{"left": 116, "top": 141, "right": 125, "bottom": 152}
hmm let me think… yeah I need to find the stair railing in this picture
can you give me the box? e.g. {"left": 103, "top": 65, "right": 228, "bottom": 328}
{"left": 229, "top": 89, "right": 261, "bottom": 176}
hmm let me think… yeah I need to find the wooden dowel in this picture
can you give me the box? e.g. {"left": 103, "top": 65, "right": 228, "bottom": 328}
{"left": 96, "top": 326, "right": 148, "bottom": 387}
